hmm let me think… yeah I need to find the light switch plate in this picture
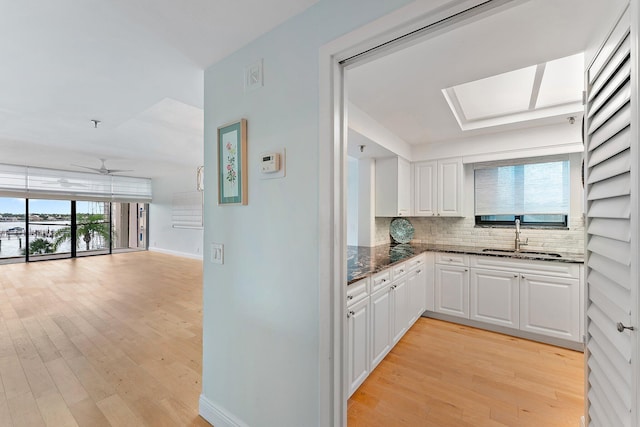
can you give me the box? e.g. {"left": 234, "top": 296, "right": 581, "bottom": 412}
{"left": 211, "top": 243, "right": 224, "bottom": 264}
{"left": 244, "top": 59, "right": 263, "bottom": 92}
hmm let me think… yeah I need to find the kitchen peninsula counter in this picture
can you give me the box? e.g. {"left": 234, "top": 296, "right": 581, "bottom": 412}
{"left": 347, "top": 243, "right": 584, "bottom": 285}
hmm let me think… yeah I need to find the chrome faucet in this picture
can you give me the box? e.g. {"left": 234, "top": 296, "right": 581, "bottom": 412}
{"left": 515, "top": 219, "right": 528, "bottom": 252}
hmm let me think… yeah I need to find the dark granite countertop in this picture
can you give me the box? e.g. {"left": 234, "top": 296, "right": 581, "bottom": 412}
{"left": 347, "top": 243, "right": 584, "bottom": 285}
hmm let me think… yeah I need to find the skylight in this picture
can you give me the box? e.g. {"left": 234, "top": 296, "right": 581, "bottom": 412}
{"left": 443, "top": 53, "right": 584, "bottom": 131}
{"left": 453, "top": 66, "right": 537, "bottom": 120}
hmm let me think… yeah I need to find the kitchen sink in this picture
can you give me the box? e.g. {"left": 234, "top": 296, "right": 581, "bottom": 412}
{"left": 481, "top": 248, "right": 562, "bottom": 258}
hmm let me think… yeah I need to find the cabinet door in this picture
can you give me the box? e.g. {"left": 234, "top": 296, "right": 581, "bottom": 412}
{"left": 397, "top": 157, "right": 411, "bottom": 216}
{"left": 437, "top": 158, "right": 463, "bottom": 217}
{"left": 391, "top": 279, "right": 408, "bottom": 345}
{"left": 413, "top": 161, "right": 437, "bottom": 216}
{"left": 370, "top": 284, "right": 393, "bottom": 369}
{"left": 407, "top": 267, "right": 427, "bottom": 326}
{"left": 470, "top": 268, "right": 519, "bottom": 329}
{"left": 520, "top": 274, "right": 580, "bottom": 341}
{"left": 434, "top": 264, "right": 469, "bottom": 318}
{"left": 347, "top": 297, "right": 370, "bottom": 397}
{"left": 375, "top": 157, "right": 411, "bottom": 217}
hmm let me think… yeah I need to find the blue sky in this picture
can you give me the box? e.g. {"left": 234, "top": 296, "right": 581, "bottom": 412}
{"left": 0, "top": 198, "right": 70, "bottom": 214}
{"left": 0, "top": 199, "right": 106, "bottom": 215}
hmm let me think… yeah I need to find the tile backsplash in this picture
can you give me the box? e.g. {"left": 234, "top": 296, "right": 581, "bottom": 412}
{"left": 375, "top": 216, "right": 585, "bottom": 253}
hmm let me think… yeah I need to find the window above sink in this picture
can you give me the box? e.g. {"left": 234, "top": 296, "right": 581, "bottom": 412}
{"left": 474, "top": 158, "right": 570, "bottom": 228}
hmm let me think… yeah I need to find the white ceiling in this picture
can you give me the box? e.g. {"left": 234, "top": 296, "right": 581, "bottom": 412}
{"left": 347, "top": 0, "right": 625, "bottom": 150}
{"left": 0, "top": 0, "right": 318, "bottom": 178}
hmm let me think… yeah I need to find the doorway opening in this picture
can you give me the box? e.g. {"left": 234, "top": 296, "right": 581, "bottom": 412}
{"left": 111, "top": 202, "right": 148, "bottom": 253}
{"left": 323, "top": 0, "right": 628, "bottom": 424}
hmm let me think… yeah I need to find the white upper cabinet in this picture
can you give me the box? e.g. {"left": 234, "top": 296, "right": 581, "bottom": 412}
{"left": 413, "top": 157, "right": 464, "bottom": 217}
{"left": 413, "top": 161, "right": 437, "bottom": 216}
{"left": 438, "top": 158, "right": 463, "bottom": 216}
{"left": 375, "top": 157, "right": 411, "bottom": 217}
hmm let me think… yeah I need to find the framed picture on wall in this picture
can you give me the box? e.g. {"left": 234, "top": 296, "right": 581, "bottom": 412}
{"left": 217, "top": 119, "right": 248, "bottom": 205}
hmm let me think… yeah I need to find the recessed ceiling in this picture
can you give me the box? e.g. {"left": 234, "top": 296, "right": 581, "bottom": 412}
{"left": 0, "top": 0, "right": 319, "bottom": 178}
{"left": 443, "top": 52, "right": 584, "bottom": 130}
{"left": 346, "top": 0, "right": 625, "bottom": 146}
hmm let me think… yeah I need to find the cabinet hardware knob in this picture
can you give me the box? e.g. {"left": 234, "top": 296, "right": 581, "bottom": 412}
{"left": 464, "top": 269, "right": 468, "bottom": 272}
{"left": 521, "top": 275, "right": 525, "bottom": 279}
{"left": 400, "top": 269, "right": 404, "bottom": 273}
{"left": 381, "top": 278, "right": 387, "bottom": 283}
{"left": 514, "top": 275, "right": 518, "bottom": 278}
{"left": 347, "top": 310, "right": 355, "bottom": 318}
{"left": 416, "top": 270, "right": 421, "bottom": 274}
{"left": 347, "top": 295, "right": 354, "bottom": 300}
{"left": 617, "top": 322, "right": 635, "bottom": 332}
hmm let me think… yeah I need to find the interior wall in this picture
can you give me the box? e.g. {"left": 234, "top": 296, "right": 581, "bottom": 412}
{"left": 200, "top": 1, "right": 414, "bottom": 426}
{"left": 412, "top": 122, "right": 583, "bottom": 162}
{"left": 358, "top": 158, "right": 375, "bottom": 247}
{"left": 148, "top": 168, "right": 203, "bottom": 259}
{"left": 347, "top": 157, "right": 359, "bottom": 246}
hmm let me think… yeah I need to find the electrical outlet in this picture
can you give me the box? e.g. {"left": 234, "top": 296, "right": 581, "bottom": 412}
{"left": 211, "top": 243, "right": 224, "bottom": 264}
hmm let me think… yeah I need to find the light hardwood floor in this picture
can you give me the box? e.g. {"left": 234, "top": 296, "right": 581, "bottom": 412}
{"left": 0, "top": 251, "right": 210, "bottom": 427}
{"left": 0, "top": 252, "right": 584, "bottom": 426}
{"left": 348, "top": 318, "right": 585, "bottom": 427}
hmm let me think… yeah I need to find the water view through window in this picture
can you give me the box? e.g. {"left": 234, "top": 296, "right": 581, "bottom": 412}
{"left": 0, "top": 198, "right": 146, "bottom": 263}
{"left": 28, "top": 199, "right": 72, "bottom": 260}
{"left": 0, "top": 198, "right": 26, "bottom": 261}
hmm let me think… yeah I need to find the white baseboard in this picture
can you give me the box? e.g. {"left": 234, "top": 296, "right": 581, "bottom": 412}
{"left": 148, "top": 246, "right": 203, "bottom": 260}
{"left": 199, "top": 394, "right": 249, "bottom": 427}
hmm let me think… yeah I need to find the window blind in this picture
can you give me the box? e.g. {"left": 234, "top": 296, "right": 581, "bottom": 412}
{"left": 474, "top": 160, "right": 569, "bottom": 216}
{"left": 172, "top": 191, "right": 203, "bottom": 229}
{"left": 0, "top": 163, "right": 152, "bottom": 202}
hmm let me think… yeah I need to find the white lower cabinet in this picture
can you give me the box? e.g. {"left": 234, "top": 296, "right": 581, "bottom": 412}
{"left": 391, "top": 278, "right": 408, "bottom": 345}
{"left": 432, "top": 254, "right": 584, "bottom": 345}
{"left": 469, "top": 268, "right": 519, "bottom": 328}
{"left": 347, "top": 252, "right": 433, "bottom": 396}
{"left": 407, "top": 264, "right": 427, "bottom": 325}
{"left": 434, "top": 264, "right": 469, "bottom": 319}
{"left": 370, "top": 282, "right": 393, "bottom": 370}
{"left": 347, "top": 296, "right": 370, "bottom": 397}
{"left": 520, "top": 273, "right": 580, "bottom": 341}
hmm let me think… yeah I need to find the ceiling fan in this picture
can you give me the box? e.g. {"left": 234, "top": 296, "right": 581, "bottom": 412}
{"left": 72, "top": 158, "right": 133, "bottom": 175}
{"left": 40, "top": 178, "right": 87, "bottom": 188}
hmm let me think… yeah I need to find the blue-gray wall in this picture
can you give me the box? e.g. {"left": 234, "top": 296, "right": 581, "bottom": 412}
{"left": 201, "top": 1, "right": 412, "bottom": 425}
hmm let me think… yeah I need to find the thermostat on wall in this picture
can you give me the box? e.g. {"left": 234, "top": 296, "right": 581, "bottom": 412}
{"left": 259, "top": 149, "right": 286, "bottom": 180}
{"left": 261, "top": 152, "right": 280, "bottom": 173}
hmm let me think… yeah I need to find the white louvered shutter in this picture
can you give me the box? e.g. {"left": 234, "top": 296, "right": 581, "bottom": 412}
{"left": 584, "top": 5, "right": 636, "bottom": 427}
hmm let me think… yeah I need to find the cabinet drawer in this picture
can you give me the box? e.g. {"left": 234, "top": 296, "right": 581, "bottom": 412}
{"left": 392, "top": 262, "right": 408, "bottom": 279}
{"left": 436, "top": 252, "right": 468, "bottom": 266}
{"left": 470, "top": 255, "right": 580, "bottom": 279}
{"left": 407, "top": 253, "right": 427, "bottom": 271}
{"left": 347, "top": 277, "right": 369, "bottom": 307}
{"left": 371, "top": 270, "right": 392, "bottom": 293}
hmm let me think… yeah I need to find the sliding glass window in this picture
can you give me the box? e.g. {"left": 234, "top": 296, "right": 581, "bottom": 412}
{"left": 27, "top": 199, "right": 72, "bottom": 261}
{"left": 0, "top": 198, "right": 26, "bottom": 263}
{"left": 76, "top": 201, "right": 111, "bottom": 257}
{"left": 0, "top": 197, "right": 148, "bottom": 263}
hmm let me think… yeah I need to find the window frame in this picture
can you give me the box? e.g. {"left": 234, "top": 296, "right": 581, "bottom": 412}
{"left": 475, "top": 214, "right": 568, "bottom": 228}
